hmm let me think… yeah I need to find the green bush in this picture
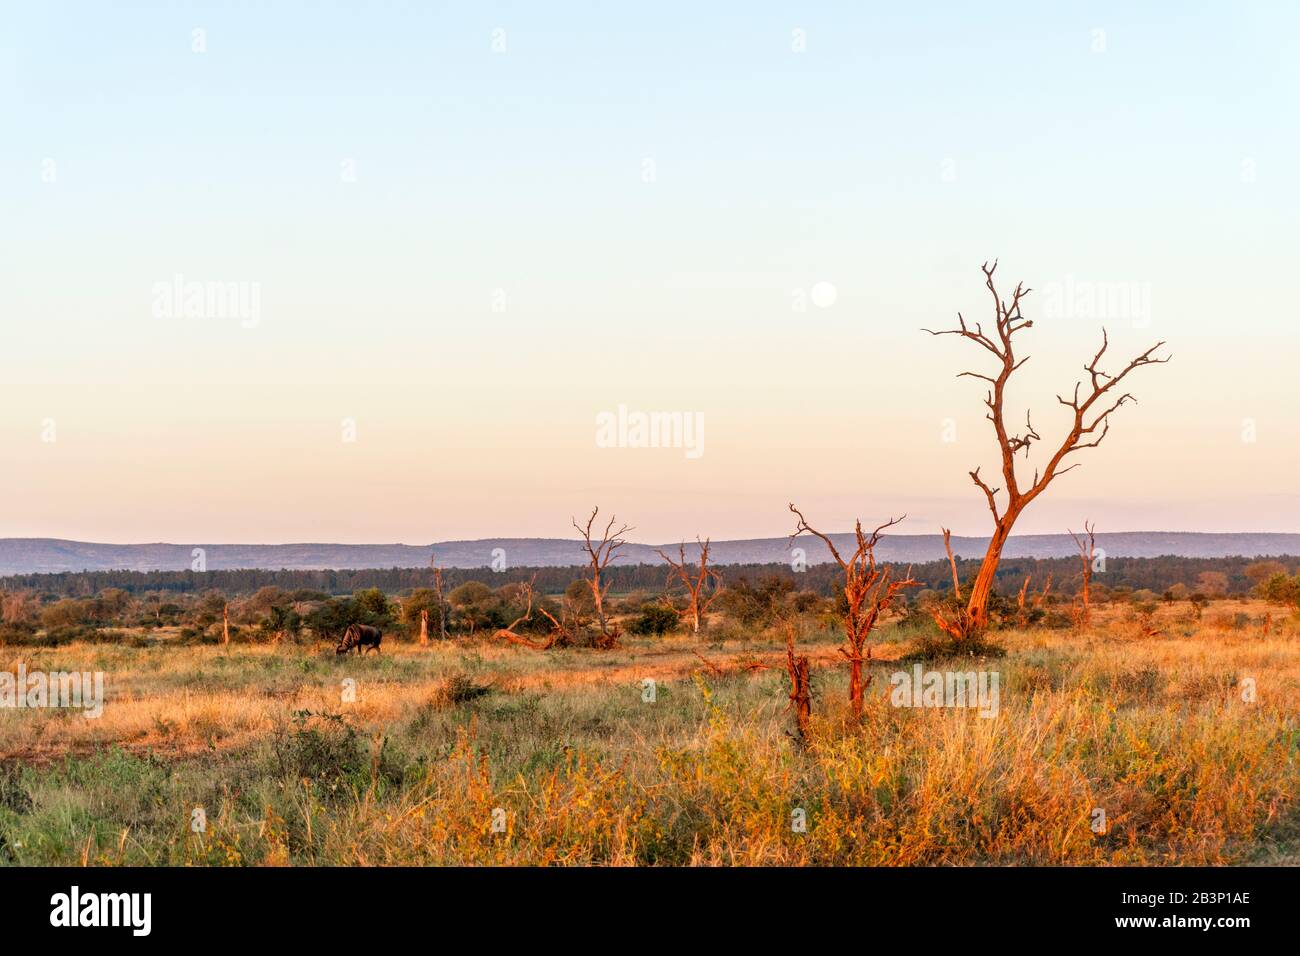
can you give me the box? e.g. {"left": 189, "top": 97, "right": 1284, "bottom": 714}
{"left": 628, "top": 603, "right": 679, "bottom": 635}
{"left": 1259, "top": 573, "right": 1300, "bottom": 610}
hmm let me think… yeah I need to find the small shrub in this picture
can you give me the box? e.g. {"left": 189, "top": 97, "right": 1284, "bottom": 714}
{"left": 1097, "top": 664, "right": 1163, "bottom": 701}
{"left": 430, "top": 673, "right": 494, "bottom": 709}
{"left": 0, "top": 766, "right": 32, "bottom": 815}
{"left": 1041, "top": 610, "right": 1074, "bottom": 629}
{"left": 628, "top": 603, "right": 679, "bottom": 636}
{"left": 1177, "top": 671, "right": 1236, "bottom": 701}
{"left": 271, "top": 710, "right": 369, "bottom": 791}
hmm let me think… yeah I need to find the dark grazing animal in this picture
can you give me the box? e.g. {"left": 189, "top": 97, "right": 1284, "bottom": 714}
{"left": 336, "top": 623, "right": 382, "bottom": 655}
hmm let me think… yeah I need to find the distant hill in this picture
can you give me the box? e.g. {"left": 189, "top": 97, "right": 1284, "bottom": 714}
{"left": 0, "top": 533, "right": 1297, "bottom": 575}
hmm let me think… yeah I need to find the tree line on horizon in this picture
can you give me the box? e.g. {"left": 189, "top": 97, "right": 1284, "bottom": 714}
{"left": 2, "top": 553, "right": 1295, "bottom": 602}
{"left": 2, "top": 554, "right": 1296, "bottom": 649}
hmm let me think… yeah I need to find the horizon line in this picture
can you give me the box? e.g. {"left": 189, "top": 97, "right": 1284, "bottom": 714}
{"left": 5, "top": 530, "right": 1300, "bottom": 548}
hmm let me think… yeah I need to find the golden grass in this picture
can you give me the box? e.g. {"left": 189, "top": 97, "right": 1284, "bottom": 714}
{"left": 0, "top": 602, "right": 1296, "bottom": 866}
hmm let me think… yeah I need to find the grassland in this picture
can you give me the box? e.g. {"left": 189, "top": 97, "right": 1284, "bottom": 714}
{"left": 1, "top": 602, "right": 1297, "bottom": 866}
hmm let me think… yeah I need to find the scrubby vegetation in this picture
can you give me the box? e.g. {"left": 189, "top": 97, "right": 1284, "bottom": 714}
{"left": 2, "top": 556, "right": 1295, "bottom": 652}
{"left": 3, "top": 504, "right": 1298, "bottom": 868}
{"left": 0, "top": 591, "right": 1297, "bottom": 866}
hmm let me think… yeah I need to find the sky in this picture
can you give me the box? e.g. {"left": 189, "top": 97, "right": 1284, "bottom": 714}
{"left": 1, "top": 1, "right": 1298, "bottom": 544}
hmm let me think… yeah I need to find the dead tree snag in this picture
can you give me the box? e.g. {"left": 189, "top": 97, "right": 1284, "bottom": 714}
{"left": 655, "top": 537, "right": 723, "bottom": 635}
{"left": 574, "top": 507, "right": 631, "bottom": 649}
{"left": 430, "top": 553, "right": 449, "bottom": 641}
{"left": 784, "top": 623, "right": 812, "bottom": 743}
{"left": 789, "top": 504, "right": 918, "bottom": 719}
{"left": 1069, "top": 521, "right": 1097, "bottom": 625}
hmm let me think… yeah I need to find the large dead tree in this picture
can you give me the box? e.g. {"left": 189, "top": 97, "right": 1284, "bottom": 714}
{"left": 789, "top": 504, "right": 918, "bottom": 718}
{"left": 924, "top": 261, "right": 1167, "bottom": 638}
{"left": 1069, "top": 521, "right": 1097, "bottom": 625}
{"left": 655, "top": 537, "right": 723, "bottom": 635}
{"left": 574, "top": 507, "right": 631, "bottom": 649}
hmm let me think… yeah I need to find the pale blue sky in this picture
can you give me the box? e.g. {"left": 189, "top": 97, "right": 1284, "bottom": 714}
{"left": 1, "top": 2, "right": 1298, "bottom": 542}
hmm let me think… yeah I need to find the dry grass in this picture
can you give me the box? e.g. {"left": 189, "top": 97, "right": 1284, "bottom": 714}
{"left": 0, "top": 602, "right": 1296, "bottom": 866}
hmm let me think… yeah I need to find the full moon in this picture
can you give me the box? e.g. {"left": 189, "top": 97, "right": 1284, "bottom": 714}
{"left": 811, "top": 281, "right": 838, "bottom": 309}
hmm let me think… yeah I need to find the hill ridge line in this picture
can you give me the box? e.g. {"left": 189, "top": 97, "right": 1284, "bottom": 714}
{"left": 1, "top": 532, "right": 1299, "bottom": 574}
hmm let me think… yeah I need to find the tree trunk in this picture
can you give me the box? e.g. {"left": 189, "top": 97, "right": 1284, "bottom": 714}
{"left": 848, "top": 657, "right": 864, "bottom": 718}
{"left": 419, "top": 608, "right": 429, "bottom": 647}
{"left": 965, "top": 518, "right": 1015, "bottom": 630}
{"left": 432, "top": 566, "right": 449, "bottom": 639}
{"left": 789, "top": 655, "right": 811, "bottom": 740}
{"left": 591, "top": 575, "right": 609, "bottom": 636}
{"left": 1079, "top": 572, "right": 1091, "bottom": 625}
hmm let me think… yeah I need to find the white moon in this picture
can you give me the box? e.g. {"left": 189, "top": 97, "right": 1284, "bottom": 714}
{"left": 811, "top": 281, "right": 838, "bottom": 309}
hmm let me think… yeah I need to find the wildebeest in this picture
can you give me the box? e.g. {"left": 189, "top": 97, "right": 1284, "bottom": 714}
{"left": 336, "top": 623, "right": 382, "bottom": 655}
